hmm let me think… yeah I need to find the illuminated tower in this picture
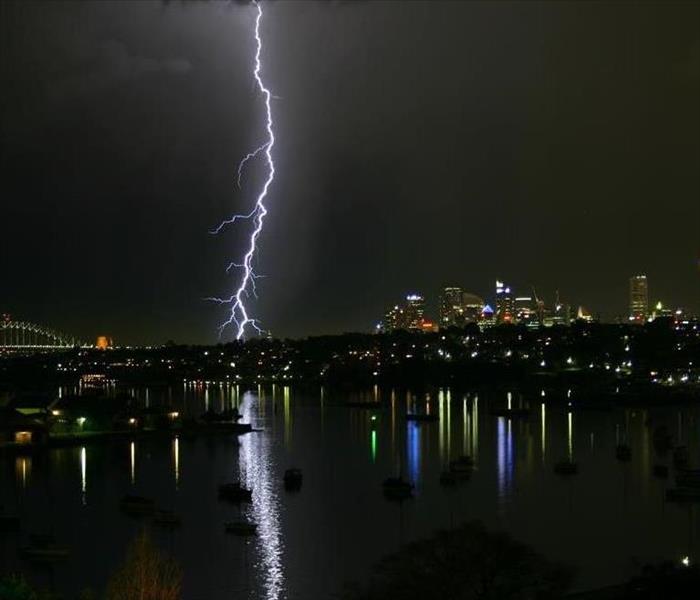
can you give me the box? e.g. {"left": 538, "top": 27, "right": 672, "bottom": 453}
{"left": 383, "top": 305, "right": 405, "bottom": 332}
{"left": 629, "top": 275, "right": 648, "bottom": 323}
{"left": 515, "top": 296, "right": 535, "bottom": 326}
{"left": 462, "top": 292, "right": 485, "bottom": 323}
{"left": 439, "top": 287, "right": 463, "bottom": 327}
{"left": 405, "top": 294, "right": 425, "bottom": 330}
{"left": 495, "top": 280, "right": 515, "bottom": 324}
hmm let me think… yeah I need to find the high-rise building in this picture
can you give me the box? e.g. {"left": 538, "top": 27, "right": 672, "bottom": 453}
{"left": 440, "top": 287, "right": 484, "bottom": 327}
{"left": 380, "top": 293, "right": 428, "bottom": 332}
{"left": 404, "top": 294, "right": 425, "bottom": 330}
{"left": 629, "top": 275, "right": 648, "bottom": 323}
{"left": 383, "top": 305, "right": 405, "bottom": 331}
{"left": 479, "top": 304, "right": 495, "bottom": 329}
{"left": 515, "top": 296, "right": 536, "bottom": 326}
{"left": 495, "top": 280, "right": 515, "bottom": 324}
{"left": 439, "top": 287, "right": 464, "bottom": 327}
{"left": 461, "top": 292, "right": 485, "bottom": 323}
{"left": 649, "top": 301, "right": 673, "bottom": 321}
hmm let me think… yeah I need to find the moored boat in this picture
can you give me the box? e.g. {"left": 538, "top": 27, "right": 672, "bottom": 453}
{"left": 345, "top": 401, "right": 381, "bottom": 409}
{"left": 676, "top": 469, "right": 700, "bottom": 488}
{"left": 283, "top": 468, "right": 303, "bottom": 491}
{"left": 0, "top": 514, "right": 20, "bottom": 532}
{"left": 449, "top": 455, "right": 475, "bottom": 474}
{"left": 218, "top": 483, "right": 253, "bottom": 503}
{"left": 439, "top": 471, "right": 458, "bottom": 486}
{"left": 666, "top": 487, "right": 700, "bottom": 503}
{"left": 153, "top": 510, "right": 182, "bottom": 527}
{"left": 490, "top": 408, "right": 531, "bottom": 418}
{"left": 616, "top": 445, "right": 632, "bottom": 461}
{"left": 653, "top": 464, "right": 669, "bottom": 479}
{"left": 119, "top": 495, "right": 155, "bottom": 516}
{"left": 554, "top": 461, "right": 579, "bottom": 476}
{"left": 406, "top": 413, "right": 438, "bottom": 423}
{"left": 673, "top": 446, "right": 689, "bottom": 468}
{"left": 20, "top": 534, "right": 68, "bottom": 562}
{"left": 20, "top": 546, "right": 69, "bottom": 562}
{"left": 382, "top": 476, "right": 414, "bottom": 500}
{"left": 225, "top": 520, "right": 257, "bottom": 536}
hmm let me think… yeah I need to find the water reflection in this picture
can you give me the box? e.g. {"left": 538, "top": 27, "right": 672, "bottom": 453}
{"left": 568, "top": 411, "right": 574, "bottom": 461}
{"left": 240, "top": 391, "right": 284, "bottom": 600}
{"left": 445, "top": 390, "right": 452, "bottom": 461}
{"left": 283, "top": 386, "right": 291, "bottom": 448}
{"left": 407, "top": 422, "right": 420, "bottom": 483}
{"left": 463, "top": 396, "right": 469, "bottom": 456}
{"left": 439, "top": 390, "right": 445, "bottom": 463}
{"left": 541, "top": 403, "right": 546, "bottom": 462}
{"left": 472, "top": 395, "right": 479, "bottom": 460}
{"left": 9, "top": 384, "right": 699, "bottom": 599}
{"left": 81, "top": 447, "right": 87, "bottom": 505}
{"left": 15, "top": 456, "right": 31, "bottom": 488}
{"left": 173, "top": 436, "right": 180, "bottom": 488}
{"left": 130, "top": 441, "right": 136, "bottom": 486}
{"left": 497, "top": 417, "right": 514, "bottom": 511}
{"left": 390, "top": 390, "right": 397, "bottom": 453}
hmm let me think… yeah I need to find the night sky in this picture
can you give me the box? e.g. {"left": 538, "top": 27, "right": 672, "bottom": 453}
{"left": 1, "top": 0, "right": 698, "bottom": 344}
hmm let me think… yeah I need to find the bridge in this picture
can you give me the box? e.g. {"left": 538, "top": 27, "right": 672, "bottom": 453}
{"left": 0, "top": 319, "right": 85, "bottom": 349}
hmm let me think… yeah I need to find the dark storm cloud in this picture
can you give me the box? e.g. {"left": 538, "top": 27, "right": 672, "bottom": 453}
{"left": 49, "top": 39, "right": 192, "bottom": 101}
{"left": 1, "top": 0, "right": 698, "bottom": 344}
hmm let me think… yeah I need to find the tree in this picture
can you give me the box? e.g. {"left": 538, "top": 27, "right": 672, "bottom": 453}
{"left": 106, "top": 532, "right": 182, "bottom": 600}
{"left": 0, "top": 575, "right": 40, "bottom": 600}
{"left": 343, "top": 521, "right": 573, "bottom": 600}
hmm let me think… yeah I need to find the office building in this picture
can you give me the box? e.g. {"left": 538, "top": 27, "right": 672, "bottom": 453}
{"left": 629, "top": 275, "right": 648, "bottom": 323}
{"left": 495, "top": 280, "right": 515, "bottom": 324}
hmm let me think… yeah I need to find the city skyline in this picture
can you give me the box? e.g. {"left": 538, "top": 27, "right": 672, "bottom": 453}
{"left": 1, "top": 0, "right": 698, "bottom": 344}
{"left": 1, "top": 267, "right": 697, "bottom": 346}
{"left": 380, "top": 272, "right": 694, "bottom": 335}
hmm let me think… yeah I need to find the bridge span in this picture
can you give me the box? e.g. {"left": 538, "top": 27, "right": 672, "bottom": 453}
{"left": 0, "top": 318, "right": 86, "bottom": 349}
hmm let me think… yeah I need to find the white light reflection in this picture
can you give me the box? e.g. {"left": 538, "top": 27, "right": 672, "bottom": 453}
{"left": 173, "top": 436, "right": 180, "bottom": 488}
{"left": 438, "top": 390, "right": 445, "bottom": 462}
{"left": 472, "top": 395, "right": 479, "bottom": 459}
{"left": 16, "top": 457, "right": 30, "bottom": 489}
{"left": 80, "top": 447, "right": 87, "bottom": 505}
{"left": 130, "top": 442, "right": 136, "bottom": 485}
{"left": 240, "top": 391, "right": 284, "bottom": 599}
{"left": 541, "top": 403, "right": 546, "bottom": 462}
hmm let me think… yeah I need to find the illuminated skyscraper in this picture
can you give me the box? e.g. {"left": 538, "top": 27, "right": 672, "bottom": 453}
{"left": 515, "top": 296, "right": 535, "bottom": 326}
{"left": 439, "top": 287, "right": 464, "bottom": 327}
{"left": 461, "top": 292, "right": 485, "bottom": 323}
{"left": 629, "top": 275, "right": 648, "bottom": 323}
{"left": 380, "top": 293, "right": 427, "bottom": 332}
{"left": 479, "top": 304, "right": 495, "bottom": 329}
{"left": 405, "top": 294, "right": 425, "bottom": 330}
{"left": 439, "top": 287, "right": 484, "bottom": 327}
{"left": 383, "top": 305, "right": 405, "bottom": 332}
{"left": 495, "top": 280, "right": 515, "bottom": 324}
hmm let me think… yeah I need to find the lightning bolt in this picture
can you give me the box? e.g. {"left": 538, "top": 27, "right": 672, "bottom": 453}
{"left": 208, "top": 0, "right": 275, "bottom": 340}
